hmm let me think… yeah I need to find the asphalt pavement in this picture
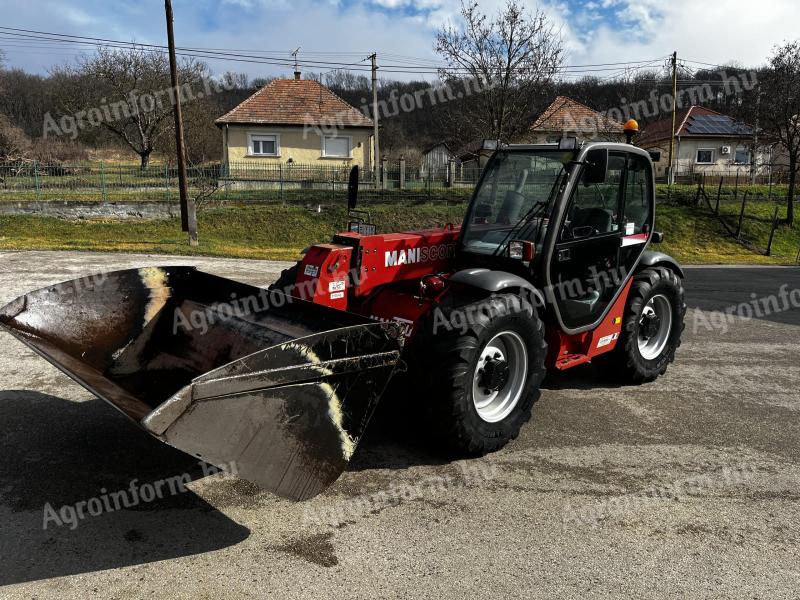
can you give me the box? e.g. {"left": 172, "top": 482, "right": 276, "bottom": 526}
{"left": 0, "top": 251, "right": 798, "bottom": 599}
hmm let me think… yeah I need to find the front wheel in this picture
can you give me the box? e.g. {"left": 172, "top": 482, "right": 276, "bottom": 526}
{"left": 422, "top": 294, "right": 547, "bottom": 455}
{"left": 593, "top": 266, "right": 686, "bottom": 383}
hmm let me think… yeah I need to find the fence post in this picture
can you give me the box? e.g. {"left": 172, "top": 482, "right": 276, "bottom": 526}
{"left": 447, "top": 159, "right": 455, "bottom": 188}
{"left": 694, "top": 173, "right": 703, "bottom": 206}
{"left": 164, "top": 163, "right": 169, "bottom": 202}
{"left": 399, "top": 155, "right": 406, "bottom": 191}
{"left": 100, "top": 162, "right": 107, "bottom": 202}
{"left": 736, "top": 191, "right": 749, "bottom": 240}
{"left": 766, "top": 205, "right": 780, "bottom": 256}
{"left": 280, "top": 163, "right": 284, "bottom": 205}
{"left": 715, "top": 177, "right": 723, "bottom": 215}
{"left": 33, "top": 161, "right": 41, "bottom": 201}
{"left": 381, "top": 156, "right": 388, "bottom": 191}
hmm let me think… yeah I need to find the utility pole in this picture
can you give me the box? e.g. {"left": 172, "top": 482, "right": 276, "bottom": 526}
{"left": 370, "top": 53, "right": 381, "bottom": 187}
{"left": 667, "top": 51, "right": 678, "bottom": 186}
{"left": 751, "top": 84, "right": 761, "bottom": 184}
{"left": 165, "top": 0, "right": 198, "bottom": 246}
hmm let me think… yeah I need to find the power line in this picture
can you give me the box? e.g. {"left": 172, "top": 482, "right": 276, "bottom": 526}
{"left": 0, "top": 26, "right": 672, "bottom": 76}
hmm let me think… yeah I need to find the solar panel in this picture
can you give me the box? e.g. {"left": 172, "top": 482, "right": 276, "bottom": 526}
{"left": 686, "top": 114, "right": 752, "bottom": 136}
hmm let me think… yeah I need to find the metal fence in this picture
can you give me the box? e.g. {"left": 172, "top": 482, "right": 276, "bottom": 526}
{"left": 0, "top": 161, "right": 482, "bottom": 205}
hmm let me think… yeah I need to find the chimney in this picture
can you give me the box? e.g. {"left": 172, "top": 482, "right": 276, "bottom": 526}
{"left": 294, "top": 71, "right": 301, "bottom": 80}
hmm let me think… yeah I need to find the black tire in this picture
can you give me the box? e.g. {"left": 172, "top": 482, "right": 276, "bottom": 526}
{"left": 268, "top": 264, "right": 311, "bottom": 300}
{"left": 420, "top": 293, "right": 548, "bottom": 456}
{"left": 593, "top": 266, "right": 686, "bottom": 383}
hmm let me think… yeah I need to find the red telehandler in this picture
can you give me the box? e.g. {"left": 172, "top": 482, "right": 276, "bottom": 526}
{"left": 0, "top": 139, "right": 685, "bottom": 501}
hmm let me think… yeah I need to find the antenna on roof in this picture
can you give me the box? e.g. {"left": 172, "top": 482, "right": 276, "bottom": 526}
{"left": 291, "top": 47, "right": 301, "bottom": 80}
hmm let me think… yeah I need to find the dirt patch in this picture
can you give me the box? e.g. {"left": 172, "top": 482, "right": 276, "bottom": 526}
{"left": 273, "top": 532, "right": 339, "bottom": 568}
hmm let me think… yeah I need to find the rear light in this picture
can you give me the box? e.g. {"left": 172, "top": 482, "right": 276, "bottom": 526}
{"left": 420, "top": 275, "right": 446, "bottom": 297}
{"left": 508, "top": 240, "right": 535, "bottom": 261}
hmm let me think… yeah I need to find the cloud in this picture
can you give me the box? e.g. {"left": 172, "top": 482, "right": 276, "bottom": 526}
{"left": 0, "top": 0, "right": 797, "bottom": 80}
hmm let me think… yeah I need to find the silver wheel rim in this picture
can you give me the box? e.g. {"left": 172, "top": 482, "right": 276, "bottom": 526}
{"left": 637, "top": 294, "right": 673, "bottom": 361}
{"left": 472, "top": 331, "right": 528, "bottom": 423}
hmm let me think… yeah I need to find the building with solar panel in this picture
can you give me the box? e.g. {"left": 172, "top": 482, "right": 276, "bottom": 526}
{"left": 638, "top": 105, "right": 777, "bottom": 182}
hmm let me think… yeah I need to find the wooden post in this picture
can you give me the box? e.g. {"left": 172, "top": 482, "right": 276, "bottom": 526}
{"left": 667, "top": 51, "right": 677, "bottom": 186}
{"left": 736, "top": 191, "right": 749, "bottom": 239}
{"left": 715, "top": 176, "right": 723, "bottom": 215}
{"left": 165, "top": 0, "right": 198, "bottom": 246}
{"left": 370, "top": 53, "right": 380, "bottom": 187}
{"left": 766, "top": 205, "right": 780, "bottom": 256}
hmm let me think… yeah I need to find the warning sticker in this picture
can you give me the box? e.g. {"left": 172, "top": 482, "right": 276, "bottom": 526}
{"left": 597, "top": 332, "right": 620, "bottom": 348}
{"left": 330, "top": 292, "right": 345, "bottom": 300}
{"left": 303, "top": 264, "right": 320, "bottom": 277}
{"left": 625, "top": 222, "right": 635, "bottom": 236}
{"left": 329, "top": 280, "right": 346, "bottom": 293}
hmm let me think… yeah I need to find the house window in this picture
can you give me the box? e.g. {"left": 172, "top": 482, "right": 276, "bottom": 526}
{"left": 696, "top": 149, "right": 714, "bottom": 164}
{"left": 322, "top": 136, "right": 351, "bottom": 158}
{"left": 734, "top": 147, "right": 751, "bottom": 164}
{"left": 249, "top": 134, "right": 279, "bottom": 156}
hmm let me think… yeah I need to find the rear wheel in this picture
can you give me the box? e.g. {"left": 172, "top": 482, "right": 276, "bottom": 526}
{"left": 422, "top": 294, "right": 547, "bottom": 455}
{"left": 593, "top": 266, "right": 686, "bottom": 383}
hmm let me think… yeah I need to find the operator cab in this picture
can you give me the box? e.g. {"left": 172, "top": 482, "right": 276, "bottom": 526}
{"left": 458, "top": 140, "right": 656, "bottom": 333}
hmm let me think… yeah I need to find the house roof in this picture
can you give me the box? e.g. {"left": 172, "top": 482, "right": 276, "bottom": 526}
{"left": 216, "top": 77, "right": 374, "bottom": 128}
{"left": 531, "top": 96, "right": 624, "bottom": 134}
{"left": 639, "top": 105, "right": 754, "bottom": 145}
{"left": 455, "top": 139, "right": 499, "bottom": 160}
{"left": 422, "top": 141, "right": 453, "bottom": 155}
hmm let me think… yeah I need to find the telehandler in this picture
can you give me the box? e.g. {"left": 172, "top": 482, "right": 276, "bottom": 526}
{"left": 0, "top": 137, "right": 685, "bottom": 500}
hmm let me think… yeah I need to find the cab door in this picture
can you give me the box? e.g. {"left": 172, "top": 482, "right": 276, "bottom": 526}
{"left": 547, "top": 152, "right": 627, "bottom": 331}
{"left": 547, "top": 150, "right": 654, "bottom": 332}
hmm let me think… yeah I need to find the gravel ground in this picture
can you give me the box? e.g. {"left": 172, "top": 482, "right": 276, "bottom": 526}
{"left": 0, "top": 251, "right": 798, "bottom": 599}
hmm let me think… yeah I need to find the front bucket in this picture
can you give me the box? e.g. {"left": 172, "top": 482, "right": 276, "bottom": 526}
{"left": 0, "top": 267, "right": 404, "bottom": 500}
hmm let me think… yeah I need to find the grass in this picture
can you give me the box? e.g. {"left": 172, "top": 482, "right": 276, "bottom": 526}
{"left": 0, "top": 199, "right": 797, "bottom": 265}
{"left": 657, "top": 204, "right": 798, "bottom": 265}
{"left": 0, "top": 205, "right": 467, "bottom": 261}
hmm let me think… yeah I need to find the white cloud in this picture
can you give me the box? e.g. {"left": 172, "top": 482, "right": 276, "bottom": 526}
{"left": 1, "top": 0, "right": 797, "bottom": 80}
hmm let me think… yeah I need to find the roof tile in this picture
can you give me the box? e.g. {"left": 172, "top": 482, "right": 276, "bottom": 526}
{"left": 216, "top": 78, "right": 374, "bottom": 128}
{"left": 531, "top": 96, "right": 624, "bottom": 134}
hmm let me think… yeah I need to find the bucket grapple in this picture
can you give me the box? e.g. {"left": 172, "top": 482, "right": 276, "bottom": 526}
{"left": 0, "top": 266, "right": 403, "bottom": 500}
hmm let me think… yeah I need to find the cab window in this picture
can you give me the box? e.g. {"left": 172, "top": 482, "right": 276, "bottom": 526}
{"left": 622, "top": 154, "right": 653, "bottom": 235}
{"left": 560, "top": 153, "right": 625, "bottom": 241}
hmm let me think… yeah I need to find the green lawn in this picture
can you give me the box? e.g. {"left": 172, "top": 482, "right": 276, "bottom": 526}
{"left": 0, "top": 201, "right": 797, "bottom": 264}
{"left": 0, "top": 205, "right": 467, "bottom": 261}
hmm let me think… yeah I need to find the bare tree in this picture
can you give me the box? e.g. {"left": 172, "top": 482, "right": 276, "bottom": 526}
{"left": 0, "top": 113, "right": 32, "bottom": 161}
{"left": 761, "top": 41, "right": 800, "bottom": 226}
{"left": 51, "top": 45, "right": 207, "bottom": 170}
{"left": 435, "top": 0, "right": 564, "bottom": 143}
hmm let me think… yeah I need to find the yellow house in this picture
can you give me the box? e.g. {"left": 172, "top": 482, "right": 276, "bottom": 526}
{"left": 215, "top": 73, "right": 374, "bottom": 170}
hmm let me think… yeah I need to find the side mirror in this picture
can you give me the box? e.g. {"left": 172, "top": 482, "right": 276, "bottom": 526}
{"left": 347, "top": 165, "right": 359, "bottom": 210}
{"left": 583, "top": 148, "right": 608, "bottom": 184}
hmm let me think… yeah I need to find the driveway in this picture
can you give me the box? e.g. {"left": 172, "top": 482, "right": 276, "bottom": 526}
{"left": 0, "top": 252, "right": 798, "bottom": 599}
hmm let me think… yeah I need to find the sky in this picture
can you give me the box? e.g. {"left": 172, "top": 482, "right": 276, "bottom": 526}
{"left": 0, "top": 0, "right": 798, "bottom": 81}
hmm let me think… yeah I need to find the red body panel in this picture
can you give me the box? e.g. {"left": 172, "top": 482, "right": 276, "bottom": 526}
{"left": 296, "top": 244, "right": 353, "bottom": 311}
{"left": 290, "top": 225, "right": 633, "bottom": 371}
{"left": 546, "top": 280, "right": 632, "bottom": 370}
{"left": 337, "top": 227, "right": 460, "bottom": 298}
